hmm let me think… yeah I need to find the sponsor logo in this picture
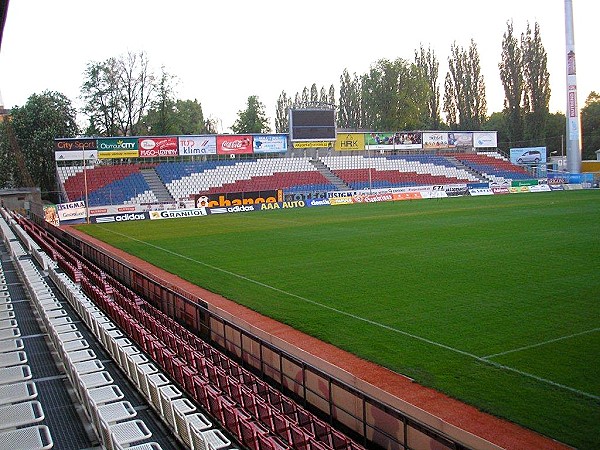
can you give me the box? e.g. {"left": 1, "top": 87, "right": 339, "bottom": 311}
{"left": 56, "top": 201, "right": 85, "bottom": 211}
{"left": 469, "top": 188, "right": 494, "bottom": 196}
{"left": 95, "top": 216, "right": 115, "bottom": 223}
{"left": 98, "top": 139, "right": 136, "bottom": 150}
{"left": 354, "top": 193, "right": 393, "bottom": 203}
{"left": 201, "top": 195, "right": 278, "bottom": 208}
{"left": 116, "top": 213, "right": 146, "bottom": 221}
{"left": 282, "top": 201, "right": 304, "bottom": 208}
{"left": 150, "top": 208, "right": 207, "bottom": 219}
{"left": 227, "top": 205, "right": 255, "bottom": 213}
{"left": 292, "top": 141, "right": 333, "bottom": 148}
{"left": 117, "top": 206, "right": 136, "bottom": 212}
{"left": 307, "top": 199, "right": 330, "bottom": 206}
{"left": 140, "top": 139, "right": 157, "bottom": 150}
{"left": 139, "top": 148, "right": 178, "bottom": 157}
{"left": 55, "top": 139, "right": 97, "bottom": 151}
{"left": 89, "top": 208, "right": 107, "bottom": 215}
{"left": 329, "top": 197, "right": 354, "bottom": 205}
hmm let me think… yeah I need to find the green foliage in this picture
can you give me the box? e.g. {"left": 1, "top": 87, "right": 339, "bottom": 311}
{"left": 0, "top": 121, "right": 15, "bottom": 188}
{"left": 275, "top": 91, "right": 292, "bottom": 133}
{"left": 444, "top": 40, "right": 487, "bottom": 130}
{"left": 338, "top": 69, "right": 362, "bottom": 129}
{"left": 231, "top": 95, "right": 271, "bottom": 134}
{"left": 499, "top": 20, "right": 524, "bottom": 146}
{"left": 581, "top": 91, "right": 600, "bottom": 160}
{"left": 5, "top": 91, "right": 78, "bottom": 200}
{"left": 522, "top": 22, "right": 551, "bottom": 143}
{"left": 81, "top": 51, "right": 154, "bottom": 136}
{"left": 360, "top": 58, "right": 429, "bottom": 131}
{"left": 144, "top": 99, "right": 208, "bottom": 136}
{"left": 78, "top": 191, "right": 600, "bottom": 449}
{"left": 415, "top": 44, "right": 442, "bottom": 129}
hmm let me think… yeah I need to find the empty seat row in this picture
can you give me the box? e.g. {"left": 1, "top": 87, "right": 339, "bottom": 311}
{"left": 0, "top": 223, "right": 54, "bottom": 449}
{"left": 16, "top": 211, "right": 364, "bottom": 450}
{"left": 48, "top": 267, "right": 230, "bottom": 450}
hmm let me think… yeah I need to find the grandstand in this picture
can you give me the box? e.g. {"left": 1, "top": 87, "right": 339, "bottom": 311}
{"left": 56, "top": 152, "right": 532, "bottom": 208}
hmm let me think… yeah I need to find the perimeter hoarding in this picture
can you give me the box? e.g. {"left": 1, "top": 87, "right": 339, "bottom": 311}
{"left": 365, "top": 132, "right": 422, "bottom": 150}
{"left": 510, "top": 147, "right": 547, "bottom": 165}
{"left": 422, "top": 132, "right": 449, "bottom": 149}
{"left": 334, "top": 133, "right": 366, "bottom": 151}
{"left": 473, "top": 131, "right": 497, "bottom": 148}
{"left": 56, "top": 200, "right": 87, "bottom": 223}
{"left": 54, "top": 138, "right": 98, "bottom": 161}
{"left": 138, "top": 137, "right": 178, "bottom": 157}
{"left": 216, "top": 135, "right": 253, "bottom": 155}
{"left": 194, "top": 190, "right": 283, "bottom": 208}
{"left": 252, "top": 134, "right": 288, "bottom": 154}
{"left": 54, "top": 138, "right": 97, "bottom": 152}
{"left": 448, "top": 132, "right": 473, "bottom": 148}
{"left": 97, "top": 138, "right": 139, "bottom": 159}
{"left": 55, "top": 150, "right": 98, "bottom": 161}
{"left": 178, "top": 136, "right": 217, "bottom": 155}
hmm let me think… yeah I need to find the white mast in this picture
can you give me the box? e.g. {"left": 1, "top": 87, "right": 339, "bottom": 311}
{"left": 565, "top": 0, "right": 582, "bottom": 173}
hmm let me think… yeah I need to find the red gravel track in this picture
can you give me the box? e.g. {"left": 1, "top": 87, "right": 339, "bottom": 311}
{"left": 67, "top": 227, "right": 571, "bottom": 450}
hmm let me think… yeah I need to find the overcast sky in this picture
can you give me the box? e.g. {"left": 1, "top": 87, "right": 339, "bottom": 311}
{"left": 0, "top": 0, "right": 597, "bottom": 132}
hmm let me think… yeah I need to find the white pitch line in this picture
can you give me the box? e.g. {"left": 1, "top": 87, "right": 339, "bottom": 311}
{"left": 96, "top": 226, "right": 600, "bottom": 401}
{"left": 483, "top": 328, "right": 600, "bottom": 359}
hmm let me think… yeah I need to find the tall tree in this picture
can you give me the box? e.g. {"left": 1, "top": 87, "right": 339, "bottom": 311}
{"left": 81, "top": 57, "right": 121, "bottom": 136}
{"left": 444, "top": 40, "right": 487, "bottom": 130}
{"left": 275, "top": 91, "right": 292, "bottom": 133}
{"left": 360, "top": 58, "right": 429, "bottom": 131}
{"left": 81, "top": 51, "right": 155, "bottom": 136}
{"left": 310, "top": 84, "right": 319, "bottom": 104}
{"left": 300, "top": 88, "right": 310, "bottom": 108}
{"left": 4, "top": 91, "right": 78, "bottom": 200}
{"left": 338, "top": 69, "right": 362, "bottom": 129}
{"left": 581, "top": 91, "right": 600, "bottom": 160}
{"left": 231, "top": 95, "right": 271, "bottom": 134}
{"left": 415, "top": 43, "right": 441, "bottom": 129}
{"left": 142, "top": 66, "right": 178, "bottom": 135}
{"left": 328, "top": 85, "right": 336, "bottom": 108}
{"left": 521, "top": 22, "right": 551, "bottom": 144}
{"left": 143, "top": 99, "right": 208, "bottom": 135}
{"left": 173, "top": 100, "right": 207, "bottom": 135}
{"left": 499, "top": 20, "right": 524, "bottom": 146}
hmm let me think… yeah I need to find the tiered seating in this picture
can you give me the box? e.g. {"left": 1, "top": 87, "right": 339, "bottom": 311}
{"left": 86, "top": 172, "right": 153, "bottom": 206}
{"left": 0, "top": 225, "right": 53, "bottom": 450}
{"left": 20, "top": 215, "right": 364, "bottom": 450}
{"left": 157, "top": 159, "right": 335, "bottom": 200}
{"left": 453, "top": 153, "right": 531, "bottom": 182}
{"left": 321, "top": 155, "right": 481, "bottom": 189}
{"left": 60, "top": 165, "right": 153, "bottom": 206}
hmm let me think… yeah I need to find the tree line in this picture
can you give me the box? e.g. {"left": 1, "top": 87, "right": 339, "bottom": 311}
{"left": 0, "top": 20, "right": 599, "bottom": 202}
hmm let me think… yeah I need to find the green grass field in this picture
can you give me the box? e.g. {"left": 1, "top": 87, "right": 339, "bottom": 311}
{"left": 76, "top": 190, "right": 600, "bottom": 449}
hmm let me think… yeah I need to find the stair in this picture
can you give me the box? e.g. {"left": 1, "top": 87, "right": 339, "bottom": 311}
{"left": 140, "top": 168, "right": 174, "bottom": 202}
{"left": 310, "top": 159, "right": 350, "bottom": 191}
{"left": 446, "top": 156, "right": 488, "bottom": 182}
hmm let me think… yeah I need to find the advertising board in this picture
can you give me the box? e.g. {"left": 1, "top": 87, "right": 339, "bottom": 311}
{"left": 216, "top": 135, "right": 253, "bottom": 155}
{"left": 178, "top": 136, "right": 217, "bottom": 155}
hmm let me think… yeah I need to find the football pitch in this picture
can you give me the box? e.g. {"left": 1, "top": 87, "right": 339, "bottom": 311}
{"left": 76, "top": 190, "right": 600, "bottom": 449}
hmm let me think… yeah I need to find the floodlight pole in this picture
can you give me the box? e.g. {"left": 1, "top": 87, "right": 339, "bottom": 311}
{"left": 564, "top": 0, "right": 582, "bottom": 174}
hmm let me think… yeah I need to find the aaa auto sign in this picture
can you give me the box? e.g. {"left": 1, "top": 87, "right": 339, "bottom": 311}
{"left": 216, "top": 135, "right": 253, "bottom": 155}
{"left": 138, "top": 137, "right": 178, "bottom": 157}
